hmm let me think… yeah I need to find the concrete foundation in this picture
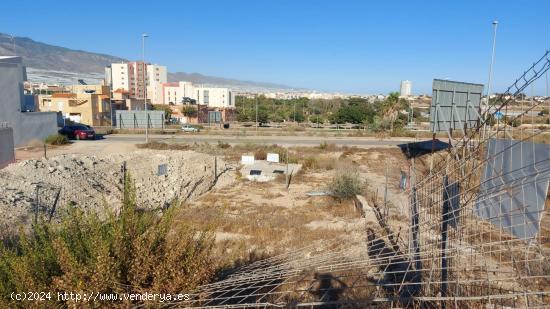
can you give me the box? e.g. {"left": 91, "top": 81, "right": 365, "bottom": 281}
{"left": 241, "top": 160, "right": 302, "bottom": 182}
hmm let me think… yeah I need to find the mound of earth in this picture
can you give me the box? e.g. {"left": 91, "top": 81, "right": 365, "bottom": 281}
{"left": 0, "top": 150, "right": 235, "bottom": 226}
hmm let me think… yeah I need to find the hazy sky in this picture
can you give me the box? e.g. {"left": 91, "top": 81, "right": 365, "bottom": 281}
{"left": 1, "top": 0, "right": 549, "bottom": 94}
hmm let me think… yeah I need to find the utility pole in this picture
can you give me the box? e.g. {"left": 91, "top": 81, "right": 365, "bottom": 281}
{"left": 483, "top": 21, "right": 498, "bottom": 137}
{"left": 10, "top": 34, "right": 16, "bottom": 56}
{"left": 142, "top": 33, "right": 149, "bottom": 143}
{"left": 255, "top": 96, "right": 258, "bottom": 131}
{"left": 293, "top": 101, "right": 296, "bottom": 123}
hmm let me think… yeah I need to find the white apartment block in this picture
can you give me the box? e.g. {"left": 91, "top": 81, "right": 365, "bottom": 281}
{"left": 195, "top": 87, "right": 235, "bottom": 108}
{"left": 162, "top": 82, "right": 235, "bottom": 108}
{"left": 105, "top": 62, "right": 167, "bottom": 103}
{"left": 400, "top": 80, "right": 412, "bottom": 97}
{"left": 163, "top": 82, "right": 194, "bottom": 104}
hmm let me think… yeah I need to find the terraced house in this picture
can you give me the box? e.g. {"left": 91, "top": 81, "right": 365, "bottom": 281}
{"left": 37, "top": 84, "right": 112, "bottom": 126}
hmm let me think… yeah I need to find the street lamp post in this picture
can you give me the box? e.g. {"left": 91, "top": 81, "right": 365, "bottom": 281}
{"left": 9, "top": 35, "right": 16, "bottom": 56}
{"left": 255, "top": 96, "right": 258, "bottom": 131}
{"left": 293, "top": 101, "right": 296, "bottom": 123}
{"left": 142, "top": 34, "right": 149, "bottom": 143}
{"left": 484, "top": 21, "right": 498, "bottom": 135}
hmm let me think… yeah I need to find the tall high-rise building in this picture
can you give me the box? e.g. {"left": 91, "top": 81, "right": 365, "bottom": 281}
{"left": 400, "top": 80, "right": 412, "bottom": 97}
{"left": 105, "top": 62, "right": 167, "bottom": 103}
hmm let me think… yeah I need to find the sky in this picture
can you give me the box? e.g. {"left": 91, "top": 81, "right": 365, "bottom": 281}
{"left": 1, "top": 0, "right": 549, "bottom": 95}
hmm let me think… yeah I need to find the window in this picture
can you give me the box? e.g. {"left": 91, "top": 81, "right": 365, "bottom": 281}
{"left": 203, "top": 90, "right": 209, "bottom": 104}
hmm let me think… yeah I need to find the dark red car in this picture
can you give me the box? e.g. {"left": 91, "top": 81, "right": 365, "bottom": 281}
{"left": 58, "top": 125, "right": 96, "bottom": 140}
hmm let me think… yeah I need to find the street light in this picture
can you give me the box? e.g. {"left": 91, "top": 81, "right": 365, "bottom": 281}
{"left": 485, "top": 21, "right": 498, "bottom": 124}
{"left": 255, "top": 96, "right": 258, "bottom": 131}
{"left": 142, "top": 33, "right": 149, "bottom": 142}
{"left": 9, "top": 34, "right": 16, "bottom": 56}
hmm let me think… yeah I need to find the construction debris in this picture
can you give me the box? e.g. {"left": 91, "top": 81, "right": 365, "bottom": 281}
{"left": 0, "top": 150, "right": 235, "bottom": 226}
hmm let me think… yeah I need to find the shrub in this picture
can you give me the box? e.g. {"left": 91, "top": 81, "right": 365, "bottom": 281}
{"left": 329, "top": 167, "right": 362, "bottom": 199}
{"left": 136, "top": 141, "right": 189, "bottom": 150}
{"left": 217, "top": 140, "right": 231, "bottom": 149}
{"left": 254, "top": 149, "right": 267, "bottom": 160}
{"left": 44, "top": 134, "right": 69, "bottom": 145}
{"left": 182, "top": 105, "right": 198, "bottom": 117}
{"left": 302, "top": 156, "right": 336, "bottom": 170}
{"left": 318, "top": 141, "right": 337, "bottom": 151}
{"left": 302, "top": 156, "right": 318, "bottom": 169}
{"left": 0, "top": 174, "right": 216, "bottom": 308}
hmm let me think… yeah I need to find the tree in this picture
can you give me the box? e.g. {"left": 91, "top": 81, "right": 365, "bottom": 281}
{"left": 182, "top": 105, "right": 197, "bottom": 117}
{"left": 309, "top": 115, "right": 325, "bottom": 125}
{"left": 257, "top": 107, "right": 269, "bottom": 124}
{"left": 152, "top": 104, "right": 172, "bottom": 122}
{"left": 381, "top": 92, "right": 408, "bottom": 132}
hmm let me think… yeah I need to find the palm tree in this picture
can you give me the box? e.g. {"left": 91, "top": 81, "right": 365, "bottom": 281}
{"left": 383, "top": 92, "right": 407, "bottom": 132}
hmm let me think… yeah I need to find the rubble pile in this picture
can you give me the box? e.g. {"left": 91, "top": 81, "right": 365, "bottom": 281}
{"left": 0, "top": 150, "right": 235, "bottom": 226}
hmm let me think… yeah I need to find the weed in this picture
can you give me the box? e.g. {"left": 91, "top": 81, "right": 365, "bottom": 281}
{"left": 44, "top": 134, "right": 69, "bottom": 145}
{"left": 0, "top": 174, "right": 216, "bottom": 308}
{"left": 217, "top": 140, "right": 231, "bottom": 149}
{"left": 328, "top": 165, "right": 363, "bottom": 199}
{"left": 136, "top": 141, "right": 189, "bottom": 150}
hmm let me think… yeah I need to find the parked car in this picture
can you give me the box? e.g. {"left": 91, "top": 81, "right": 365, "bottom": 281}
{"left": 181, "top": 124, "right": 200, "bottom": 133}
{"left": 58, "top": 125, "right": 96, "bottom": 140}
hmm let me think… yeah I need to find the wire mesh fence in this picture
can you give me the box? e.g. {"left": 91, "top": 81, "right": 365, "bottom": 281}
{"left": 169, "top": 50, "right": 550, "bottom": 308}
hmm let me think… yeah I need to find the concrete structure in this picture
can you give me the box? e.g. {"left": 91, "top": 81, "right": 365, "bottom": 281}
{"left": 38, "top": 84, "right": 112, "bottom": 126}
{"left": 105, "top": 62, "right": 167, "bottom": 103}
{"left": 400, "top": 80, "right": 412, "bottom": 97}
{"left": 240, "top": 160, "right": 302, "bottom": 182}
{"left": 161, "top": 81, "right": 235, "bottom": 108}
{"left": 197, "top": 105, "right": 236, "bottom": 123}
{"left": 0, "top": 56, "right": 57, "bottom": 146}
{"left": 0, "top": 125, "right": 15, "bottom": 169}
{"left": 115, "top": 110, "right": 165, "bottom": 129}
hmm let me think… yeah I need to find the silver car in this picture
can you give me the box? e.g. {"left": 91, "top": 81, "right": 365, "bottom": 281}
{"left": 181, "top": 124, "right": 200, "bottom": 132}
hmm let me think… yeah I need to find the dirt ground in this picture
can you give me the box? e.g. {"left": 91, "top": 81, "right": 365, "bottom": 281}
{"left": 0, "top": 148, "right": 236, "bottom": 228}
{"left": 8, "top": 139, "right": 413, "bottom": 257}
{"left": 177, "top": 146, "right": 412, "bottom": 263}
{"left": 14, "top": 139, "right": 138, "bottom": 161}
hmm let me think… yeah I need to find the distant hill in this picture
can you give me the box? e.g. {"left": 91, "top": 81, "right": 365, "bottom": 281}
{"left": 0, "top": 32, "right": 297, "bottom": 90}
{"left": 167, "top": 72, "right": 294, "bottom": 90}
{"left": 0, "top": 33, "right": 126, "bottom": 73}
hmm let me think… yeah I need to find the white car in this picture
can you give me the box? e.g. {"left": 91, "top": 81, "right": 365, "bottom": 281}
{"left": 181, "top": 124, "right": 200, "bottom": 133}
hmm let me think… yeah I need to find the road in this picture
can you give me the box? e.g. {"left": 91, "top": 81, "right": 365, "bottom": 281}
{"left": 103, "top": 134, "right": 415, "bottom": 148}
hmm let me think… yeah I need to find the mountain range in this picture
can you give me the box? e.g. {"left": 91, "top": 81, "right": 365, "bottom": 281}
{"left": 0, "top": 32, "right": 296, "bottom": 91}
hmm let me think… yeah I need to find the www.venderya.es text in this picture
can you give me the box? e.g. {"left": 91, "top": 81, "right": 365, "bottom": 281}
{"left": 11, "top": 291, "right": 190, "bottom": 303}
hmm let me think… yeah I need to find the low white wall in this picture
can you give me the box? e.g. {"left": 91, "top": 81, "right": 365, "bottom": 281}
{"left": 0, "top": 127, "right": 15, "bottom": 168}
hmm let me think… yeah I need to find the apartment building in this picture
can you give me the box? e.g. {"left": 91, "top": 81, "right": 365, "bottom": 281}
{"left": 400, "top": 80, "right": 412, "bottom": 97}
{"left": 147, "top": 64, "right": 167, "bottom": 104}
{"left": 38, "top": 84, "right": 112, "bottom": 126}
{"left": 195, "top": 86, "right": 235, "bottom": 108}
{"left": 162, "top": 81, "right": 235, "bottom": 108}
{"left": 163, "top": 81, "right": 194, "bottom": 104}
{"left": 105, "top": 62, "right": 167, "bottom": 103}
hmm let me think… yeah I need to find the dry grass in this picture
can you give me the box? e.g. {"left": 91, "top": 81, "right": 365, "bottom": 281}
{"left": 179, "top": 164, "right": 364, "bottom": 259}
{"left": 136, "top": 141, "right": 190, "bottom": 150}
